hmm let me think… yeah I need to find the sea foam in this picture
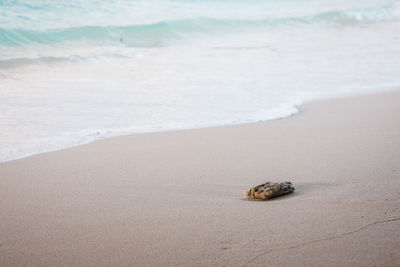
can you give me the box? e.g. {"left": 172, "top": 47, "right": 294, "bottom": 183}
{"left": 1, "top": 0, "right": 400, "bottom": 162}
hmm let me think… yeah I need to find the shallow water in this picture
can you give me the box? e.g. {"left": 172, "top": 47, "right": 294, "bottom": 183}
{"left": 1, "top": 0, "right": 400, "bottom": 162}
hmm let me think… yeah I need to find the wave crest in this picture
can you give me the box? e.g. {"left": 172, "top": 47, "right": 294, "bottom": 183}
{"left": 0, "top": 5, "right": 398, "bottom": 47}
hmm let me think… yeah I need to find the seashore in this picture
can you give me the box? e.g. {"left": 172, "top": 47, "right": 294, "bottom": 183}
{"left": 1, "top": 91, "right": 400, "bottom": 266}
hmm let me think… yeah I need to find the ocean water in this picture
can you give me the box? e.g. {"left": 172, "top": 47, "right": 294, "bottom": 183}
{"left": 1, "top": 0, "right": 400, "bottom": 162}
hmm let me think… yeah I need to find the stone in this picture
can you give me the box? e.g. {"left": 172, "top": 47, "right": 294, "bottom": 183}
{"left": 246, "top": 181, "right": 295, "bottom": 200}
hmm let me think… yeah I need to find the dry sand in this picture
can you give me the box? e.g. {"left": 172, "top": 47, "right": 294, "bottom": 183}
{"left": 1, "top": 91, "right": 400, "bottom": 266}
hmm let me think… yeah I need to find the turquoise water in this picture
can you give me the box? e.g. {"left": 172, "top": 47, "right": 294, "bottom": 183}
{"left": 1, "top": 5, "right": 396, "bottom": 47}
{"left": 1, "top": 0, "right": 400, "bottom": 161}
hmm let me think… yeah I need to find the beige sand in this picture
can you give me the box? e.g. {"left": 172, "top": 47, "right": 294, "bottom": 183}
{"left": 1, "top": 92, "right": 399, "bottom": 266}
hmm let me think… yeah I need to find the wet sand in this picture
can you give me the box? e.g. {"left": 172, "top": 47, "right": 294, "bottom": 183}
{"left": 1, "top": 91, "right": 399, "bottom": 266}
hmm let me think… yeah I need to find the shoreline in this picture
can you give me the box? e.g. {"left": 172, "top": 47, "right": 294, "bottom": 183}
{"left": 1, "top": 91, "right": 400, "bottom": 266}
{"left": 2, "top": 88, "right": 399, "bottom": 165}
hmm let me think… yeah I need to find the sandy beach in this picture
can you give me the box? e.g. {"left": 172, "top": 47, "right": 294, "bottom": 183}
{"left": 1, "top": 91, "right": 399, "bottom": 266}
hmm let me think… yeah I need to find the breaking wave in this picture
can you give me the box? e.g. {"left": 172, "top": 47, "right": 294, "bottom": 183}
{"left": 0, "top": 5, "right": 398, "bottom": 47}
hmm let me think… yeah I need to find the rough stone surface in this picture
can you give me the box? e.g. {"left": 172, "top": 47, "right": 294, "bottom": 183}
{"left": 246, "top": 181, "right": 295, "bottom": 200}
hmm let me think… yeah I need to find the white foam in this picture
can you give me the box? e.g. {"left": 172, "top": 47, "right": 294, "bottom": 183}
{"left": 1, "top": 0, "right": 400, "bottom": 163}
